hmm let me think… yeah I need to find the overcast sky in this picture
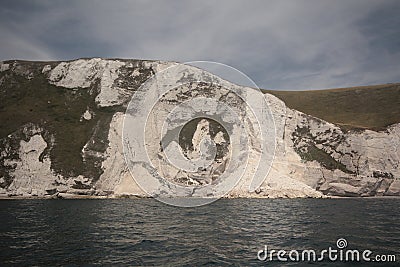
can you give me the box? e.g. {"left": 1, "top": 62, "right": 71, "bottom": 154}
{"left": 1, "top": 0, "right": 399, "bottom": 90}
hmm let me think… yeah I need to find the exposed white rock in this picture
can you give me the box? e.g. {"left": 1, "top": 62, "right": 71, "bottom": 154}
{"left": 387, "top": 179, "right": 400, "bottom": 195}
{"left": 5, "top": 134, "right": 59, "bottom": 196}
{"left": 214, "top": 131, "right": 226, "bottom": 145}
{"left": 42, "top": 64, "right": 52, "bottom": 73}
{"left": 48, "top": 58, "right": 153, "bottom": 107}
{"left": 191, "top": 119, "right": 211, "bottom": 158}
{"left": 95, "top": 112, "right": 145, "bottom": 196}
{"left": 81, "top": 108, "right": 92, "bottom": 121}
{"left": 0, "top": 62, "right": 10, "bottom": 72}
{"left": 95, "top": 60, "right": 126, "bottom": 107}
{"left": 49, "top": 58, "right": 103, "bottom": 88}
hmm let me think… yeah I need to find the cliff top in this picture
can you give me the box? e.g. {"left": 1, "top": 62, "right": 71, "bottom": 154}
{"left": 1, "top": 59, "right": 399, "bottom": 131}
{"left": 265, "top": 83, "right": 400, "bottom": 131}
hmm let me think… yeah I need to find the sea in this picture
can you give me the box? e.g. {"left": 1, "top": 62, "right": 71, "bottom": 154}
{"left": 0, "top": 198, "right": 399, "bottom": 266}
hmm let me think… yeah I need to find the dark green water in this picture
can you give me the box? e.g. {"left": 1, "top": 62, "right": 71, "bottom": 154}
{"left": 0, "top": 199, "right": 399, "bottom": 266}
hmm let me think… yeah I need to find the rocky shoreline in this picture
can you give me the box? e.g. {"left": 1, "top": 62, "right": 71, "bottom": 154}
{"left": 3, "top": 193, "right": 400, "bottom": 200}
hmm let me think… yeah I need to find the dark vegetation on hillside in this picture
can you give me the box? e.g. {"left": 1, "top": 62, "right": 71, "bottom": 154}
{"left": 264, "top": 83, "right": 400, "bottom": 131}
{"left": 0, "top": 62, "right": 114, "bottom": 182}
{"left": 0, "top": 60, "right": 153, "bottom": 185}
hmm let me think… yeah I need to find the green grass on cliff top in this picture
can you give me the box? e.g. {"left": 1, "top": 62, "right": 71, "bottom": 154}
{"left": 264, "top": 83, "right": 400, "bottom": 131}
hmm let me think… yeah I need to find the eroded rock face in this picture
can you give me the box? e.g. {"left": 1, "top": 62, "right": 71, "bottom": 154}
{"left": 260, "top": 93, "right": 400, "bottom": 197}
{"left": 0, "top": 58, "right": 399, "bottom": 198}
{"left": 158, "top": 117, "right": 231, "bottom": 187}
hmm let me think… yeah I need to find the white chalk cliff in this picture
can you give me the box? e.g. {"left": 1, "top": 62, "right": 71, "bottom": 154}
{"left": 0, "top": 59, "right": 399, "bottom": 198}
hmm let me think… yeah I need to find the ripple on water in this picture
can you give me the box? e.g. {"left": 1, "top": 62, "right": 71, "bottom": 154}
{"left": 0, "top": 198, "right": 399, "bottom": 266}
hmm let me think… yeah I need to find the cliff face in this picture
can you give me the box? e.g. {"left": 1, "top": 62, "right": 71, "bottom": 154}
{"left": 0, "top": 59, "right": 399, "bottom": 198}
